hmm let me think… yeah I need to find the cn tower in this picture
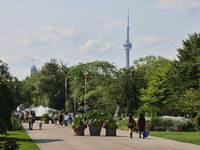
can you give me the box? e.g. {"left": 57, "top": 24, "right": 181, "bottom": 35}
{"left": 123, "top": 8, "right": 132, "bottom": 69}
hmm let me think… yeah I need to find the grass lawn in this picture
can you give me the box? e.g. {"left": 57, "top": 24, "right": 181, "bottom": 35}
{"left": 149, "top": 131, "right": 200, "bottom": 145}
{"left": 0, "top": 130, "right": 40, "bottom": 150}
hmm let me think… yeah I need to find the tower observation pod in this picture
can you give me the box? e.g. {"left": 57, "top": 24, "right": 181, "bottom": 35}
{"left": 123, "top": 8, "right": 132, "bottom": 69}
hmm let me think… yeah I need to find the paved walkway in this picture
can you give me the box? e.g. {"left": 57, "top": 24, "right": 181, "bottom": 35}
{"left": 23, "top": 121, "right": 200, "bottom": 150}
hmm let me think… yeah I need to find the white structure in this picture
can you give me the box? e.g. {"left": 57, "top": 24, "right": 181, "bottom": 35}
{"left": 123, "top": 8, "right": 132, "bottom": 69}
{"left": 30, "top": 65, "right": 37, "bottom": 76}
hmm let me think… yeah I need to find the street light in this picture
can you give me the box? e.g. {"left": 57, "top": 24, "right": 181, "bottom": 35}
{"left": 54, "top": 95, "right": 56, "bottom": 109}
{"left": 14, "top": 84, "right": 18, "bottom": 101}
{"left": 82, "top": 86, "right": 85, "bottom": 111}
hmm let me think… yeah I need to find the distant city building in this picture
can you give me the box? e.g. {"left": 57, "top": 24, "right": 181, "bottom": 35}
{"left": 123, "top": 8, "right": 132, "bottom": 69}
{"left": 30, "top": 65, "right": 37, "bottom": 76}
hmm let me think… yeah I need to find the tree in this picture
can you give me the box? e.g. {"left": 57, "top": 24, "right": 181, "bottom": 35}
{"left": 140, "top": 62, "right": 171, "bottom": 114}
{"left": 0, "top": 60, "right": 13, "bottom": 81}
{"left": 166, "top": 33, "right": 200, "bottom": 114}
{"left": 181, "top": 88, "right": 200, "bottom": 115}
{"left": 0, "top": 81, "right": 16, "bottom": 135}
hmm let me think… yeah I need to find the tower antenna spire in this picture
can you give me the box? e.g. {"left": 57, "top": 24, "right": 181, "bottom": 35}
{"left": 127, "top": 7, "right": 129, "bottom": 27}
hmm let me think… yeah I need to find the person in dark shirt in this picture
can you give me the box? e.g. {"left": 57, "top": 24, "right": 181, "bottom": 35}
{"left": 138, "top": 113, "right": 145, "bottom": 139}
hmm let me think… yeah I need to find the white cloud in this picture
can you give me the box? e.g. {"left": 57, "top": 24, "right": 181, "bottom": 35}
{"left": 163, "top": 49, "right": 178, "bottom": 60}
{"left": 154, "top": 0, "right": 200, "bottom": 15}
{"left": 79, "top": 40, "right": 116, "bottom": 53}
{"left": 133, "top": 35, "right": 174, "bottom": 48}
{"left": 96, "top": 16, "right": 124, "bottom": 37}
{"left": 0, "top": 52, "right": 38, "bottom": 63}
{"left": 0, "top": 26, "right": 84, "bottom": 47}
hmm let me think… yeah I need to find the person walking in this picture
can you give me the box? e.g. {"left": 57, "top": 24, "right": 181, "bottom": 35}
{"left": 138, "top": 113, "right": 145, "bottom": 139}
{"left": 64, "top": 112, "right": 69, "bottom": 126}
{"left": 53, "top": 112, "right": 58, "bottom": 127}
{"left": 39, "top": 118, "right": 43, "bottom": 129}
{"left": 28, "top": 112, "right": 34, "bottom": 130}
{"left": 58, "top": 112, "right": 64, "bottom": 127}
{"left": 128, "top": 114, "right": 136, "bottom": 138}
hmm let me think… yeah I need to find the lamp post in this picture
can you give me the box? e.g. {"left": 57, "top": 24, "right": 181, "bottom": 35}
{"left": 14, "top": 84, "right": 18, "bottom": 101}
{"left": 54, "top": 95, "right": 56, "bottom": 109}
{"left": 82, "top": 86, "right": 85, "bottom": 111}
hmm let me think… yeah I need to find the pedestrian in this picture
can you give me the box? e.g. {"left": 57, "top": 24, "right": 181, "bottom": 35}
{"left": 53, "top": 112, "right": 58, "bottom": 127}
{"left": 58, "top": 112, "right": 64, "bottom": 127}
{"left": 138, "top": 113, "right": 145, "bottom": 139}
{"left": 25, "top": 112, "right": 29, "bottom": 123}
{"left": 28, "top": 112, "right": 34, "bottom": 130}
{"left": 68, "top": 113, "right": 72, "bottom": 125}
{"left": 64, "top": 112, "right": 69, "bottom": 126}
{"left": 39, "top": 118, "right": 43, "bottom": 129}
{"left": 128, "top": 114, "right": 136, "bottom": 138}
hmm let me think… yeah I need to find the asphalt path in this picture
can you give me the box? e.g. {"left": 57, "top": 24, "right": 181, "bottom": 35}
{"left": 23, "top": 121, "right": 200, "bottom": 150}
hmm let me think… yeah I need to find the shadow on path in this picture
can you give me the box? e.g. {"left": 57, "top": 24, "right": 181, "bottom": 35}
{"left": 33, "top": 139, "right": 63, "bottom": 144}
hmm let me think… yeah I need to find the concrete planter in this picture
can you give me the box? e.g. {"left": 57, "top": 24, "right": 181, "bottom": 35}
{"left": 145, "top": 126, "right": 152, "bottom": 131}
{"left": 74, "top": 129, "right": 84, "bottom": 136}
{"left": 43, "top": 120, "right": 49, "bottom": 124}
{"left": 176, "top": 126, "right": 183, "bottom": 132}
{"left": 105, "top": 128, "right": 116, "bottom": 136}
{"left": 89, "top": 125, "right": 102, "bottom": 136}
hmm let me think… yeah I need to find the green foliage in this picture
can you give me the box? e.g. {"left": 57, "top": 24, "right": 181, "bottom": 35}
{"left": 42, "top": 113, "right": 49, "bottom": 120}
{"left": 149, "top": 131, "right": 200, "bottom": 145}
{"left": 70, "top": 116, "right": 87, "bottom": 131}
{"left": 181, "top": 88, "right": 200, "bottom": 115}
{"left": 140, "top": 61, "right": 171, "bottom": 114}
{"left": 85, "top": 109, "right": 106, "bottom": 127}
{"left": 0, "top": 141, "right": 20, "bottom": 149}
{"left": 103, "top": 117, "right": 118, "bottom": 129}
{"left": 0, "top": 130, "right": 40, "bottom": 150}
{"left": 195, "top": 112, "right": 200, "bottom": 131}
{"left": 11, "top": 117, "right": 22, "bottom": 130}
{"left": 118, "top": 118, "right": 129, "bottom": 130}
{"left": 0, "top": 81, "right": 16, "bottom": 136}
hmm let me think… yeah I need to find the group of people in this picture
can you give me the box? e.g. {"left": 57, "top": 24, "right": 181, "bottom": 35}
{"left": 128, "top": 113, "right": 146, "bottom": 139}
{"left": 53, "top": 111, "right": 75, "bottom": 128}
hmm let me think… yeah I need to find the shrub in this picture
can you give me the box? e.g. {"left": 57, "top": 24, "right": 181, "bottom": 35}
{"left": 42, "top": 113, "right": 49, "bottom": 120}
{"left": 85, "top": 110, "right": 106, "bottom": 127}
{"left": 195, "top": 113, "right": 200, "bottom": 131}
{"left": 103, "top": 117, "right": 118, "bottom": 129}
{"left": 182, "top": 119, "right": 195, "bottom": 131}
{"left": 71, "top": 116, "right": 87, "bottom": 131}
{"left": 11, "top": 117, "right": 22, "bottom": 130}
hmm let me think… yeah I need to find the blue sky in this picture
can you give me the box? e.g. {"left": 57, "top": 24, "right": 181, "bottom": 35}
{"left": 1, "top": 0, "right": 200, "bottom": 80}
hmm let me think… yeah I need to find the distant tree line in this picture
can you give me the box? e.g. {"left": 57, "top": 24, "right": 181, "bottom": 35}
{"left": 1, "top": 33, "right": 200, "bottom": 119}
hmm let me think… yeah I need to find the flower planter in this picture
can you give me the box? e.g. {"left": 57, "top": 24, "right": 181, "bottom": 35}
{"left": 89, "top": 125, "right": 102, "bottom": 136}
{"left": 145, "top": 126, "right": 152, "bottom": 131}
{"left": 176, "top": 126, "right": 183, "bottom": 132}
{"left": 43, "top": 120, "right": 49, "bottom": 124}
{"left": 74, "top": 128, "right": 84, "bottom": 136}
{"left": 106, "top": 128, "right": 116, "bottom": 136}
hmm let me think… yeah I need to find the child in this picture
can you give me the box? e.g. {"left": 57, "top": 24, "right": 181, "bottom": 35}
{"left": 39, "top": 118, "right": 43, "bottom": 129}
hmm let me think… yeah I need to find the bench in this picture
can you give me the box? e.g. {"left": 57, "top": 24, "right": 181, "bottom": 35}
{"left": 153, "top": 123, "right": 174, "bottom": 130}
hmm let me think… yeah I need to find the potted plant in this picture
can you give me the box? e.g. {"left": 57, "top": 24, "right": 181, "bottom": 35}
{"left": 70, "top": 116, "right": 87, "bottom": 136}
{"left": 42, "top": 113, "right": 49, "bottom": 124}
{"left": 103, "top": 117, "right": 118, "bottom": 136}
{"left": 145, "top": 119, "right": 152, "bottom": 131}
{"left": 85, "top": 110, "right": 106, "bottom": 136}
{"left": 174, "top": 121, "right": 183, "bottom": 132}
